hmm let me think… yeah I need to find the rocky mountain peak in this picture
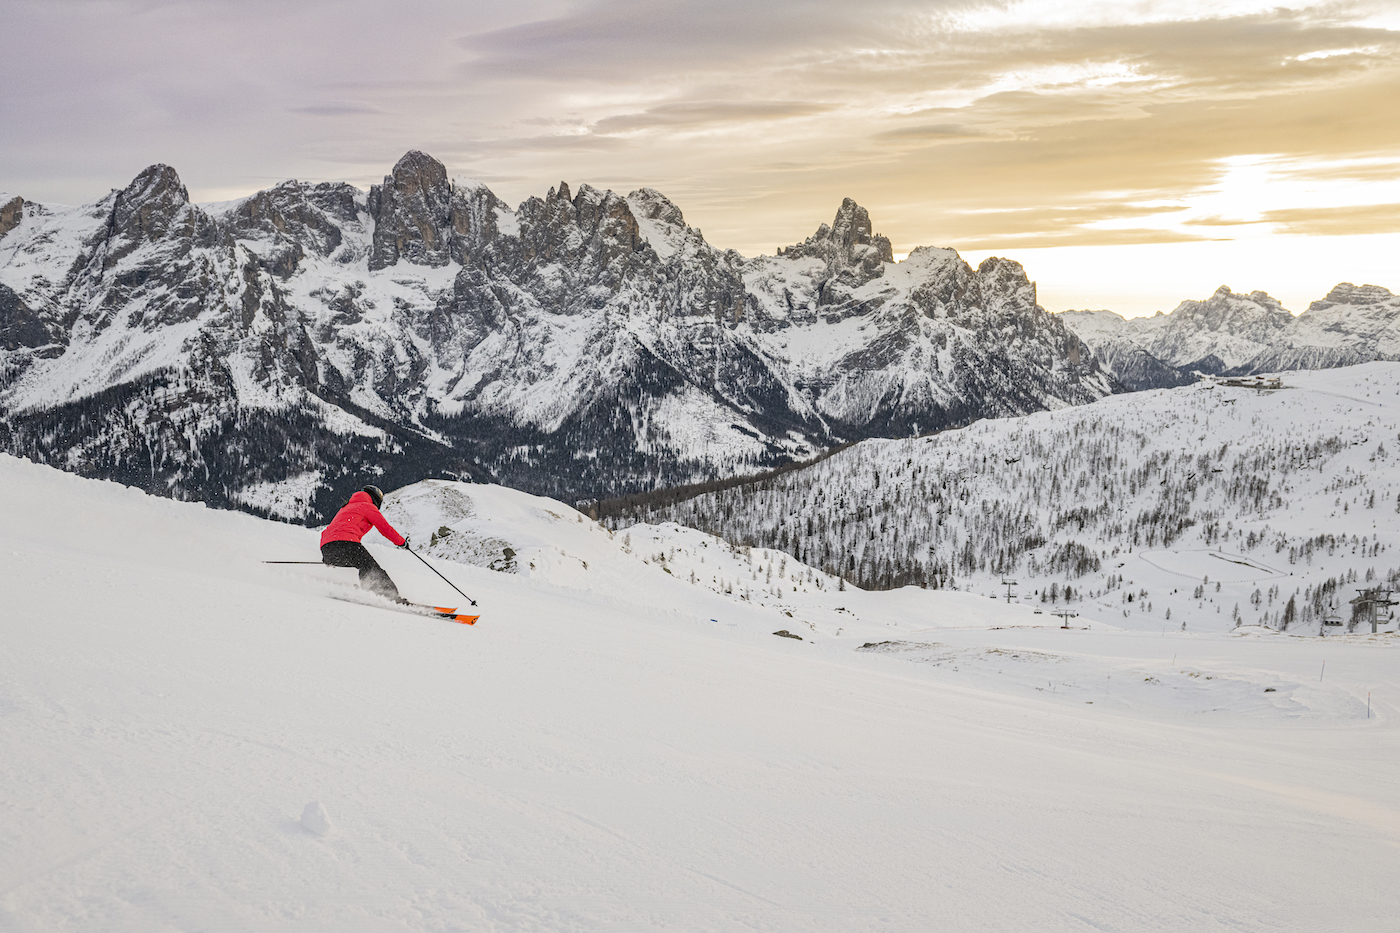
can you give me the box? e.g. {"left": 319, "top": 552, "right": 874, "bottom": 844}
{"left": 110, "top": 164, "right": 192, "bottom": 244}
{"left": 126, "top": 163, "right": 188, "bottom": 202}
{"left": 229, "top": 180, "right": 363, "bottom": 276}
{"left": 1204, "top": 284, "right": 1281, "bottom": 308}
{"left": 1063, "top": 280, "right": 1390, "bottom": 385}
{"left": 627, "top": 188, "right": 686, "bottom": 229}
{"left": 503, "top": 180, "right": 649, "bottom": 292}
{"left": 1171, "top": 286, "right": 1291, "bottom": 325}
{"left": 778, "top": 198, "right": 894, "bottom": 288}
{"left": 1310, "top": 282, "right": 1397, "bottom": 310}
{"left": 1246, "top": 289, "right": 1284, "bottom": 310}
{"left": 829, "top": 197, "right": 893, "bottom": 263}
{"left": 367, "top": 150, "right": 454, "bottom": 270}
{"left": 88, "top": 164, "right": 216, "bottom": 277}
{"left": 0, "top": 196, "right": 23, "bottom": 238}
{"left": 0, "top": 153, "right": 1119, "bottom": 517}
{"left": 976, "top": 255, "right": 1031, "bottom": 289}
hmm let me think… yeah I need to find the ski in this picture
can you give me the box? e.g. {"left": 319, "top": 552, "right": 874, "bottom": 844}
{"left": 329, "top": 594, "right": 478, "bottom": 625}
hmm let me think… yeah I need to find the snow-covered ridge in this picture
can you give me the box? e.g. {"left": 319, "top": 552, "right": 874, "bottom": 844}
{"left": 609, "top": 362, "right": 1400, "bottom": 638}
{"left": 0, "top": 150, "right": 1109, "bottom": 520}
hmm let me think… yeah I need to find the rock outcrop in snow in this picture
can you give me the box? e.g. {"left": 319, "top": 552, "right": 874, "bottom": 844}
{"left": 0, "top": 196, "right": 23, "bottom": 238}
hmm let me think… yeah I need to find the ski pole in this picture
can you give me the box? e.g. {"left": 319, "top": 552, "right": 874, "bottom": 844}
{"left": 405, "top": 545, "right": 478, "bottom": 606}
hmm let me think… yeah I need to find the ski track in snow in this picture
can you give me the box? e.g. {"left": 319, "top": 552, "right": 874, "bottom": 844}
{"left": 4, "top": 454, "right": 1400, "bottom": 929}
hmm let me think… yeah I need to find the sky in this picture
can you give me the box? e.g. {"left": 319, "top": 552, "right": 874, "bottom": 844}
{"left": 3, "top": 0, "right": 1399, "bottom": 316}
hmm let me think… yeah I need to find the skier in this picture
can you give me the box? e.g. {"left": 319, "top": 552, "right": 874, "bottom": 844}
{"left": 320, "top": 485, "right": 409, "bottom": 601}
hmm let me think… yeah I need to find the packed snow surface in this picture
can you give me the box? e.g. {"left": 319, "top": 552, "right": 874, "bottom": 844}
{"left": 4, "top": 454, "right": 1400, "bottom": 930}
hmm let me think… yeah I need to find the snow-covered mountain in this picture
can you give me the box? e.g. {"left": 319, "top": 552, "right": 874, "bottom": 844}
{"left": 1063, "top": 283, "right": 1400, "bottom": 388}
{"left": 1249, "top": 282, "right": 1400, "bottom": 372}
{"left": 605, "top": 362, "right": 1400, "bottom": 636}
{"left": 0, "top": 152, "right": 1111, "bottom": 520}
{"left": 1054, "top": 310, "right": 1197, "bottom": 392}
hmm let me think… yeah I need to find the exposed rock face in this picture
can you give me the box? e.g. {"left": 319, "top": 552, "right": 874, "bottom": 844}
{"left": 108, "top": 165, "right": 193, "bottom": 248}
{"left": 779, "top": 197, "right": 895, "bottom": 292}
{"left": 1063, "top": 283, "right": 1400, "bottom": 385}
{"left": 0, "top": 196, "right": 23, "bottom": 238}
{"left": 0, "top": 152, "right": 1115, "bottom": 520}
{"left": 1313, "top": 282, "right": 1395, "bottom": 309}
{"left": 0, "top": 283, "right": 52, "bottom": 351}
{"left": 229, "top": 180, "right": 362, "bottom": 277}
{"left": 367, "top": 150, "right": 456, "bottom": 270}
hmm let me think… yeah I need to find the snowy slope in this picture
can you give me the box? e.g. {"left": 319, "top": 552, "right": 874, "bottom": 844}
{"left": 388, "top": 477, "right": 1092, "bottom": 642}
{"left": 5, "top": 453, "right": 1400, "bottom": 930}
{"left": 613, "top": 362, "right": 1400, "bottom": 638}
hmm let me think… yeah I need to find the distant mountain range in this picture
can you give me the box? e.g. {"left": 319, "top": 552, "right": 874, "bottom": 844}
{"left": 1060, "top": 283, "right": 1400, "bottom": 390}
{"left": 0, "top": 151, "right": 1111, "bottom": 520}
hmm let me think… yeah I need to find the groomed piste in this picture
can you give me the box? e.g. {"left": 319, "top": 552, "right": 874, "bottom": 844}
{"left": 3, "top": 452, "right": 1399, "bottom": 931}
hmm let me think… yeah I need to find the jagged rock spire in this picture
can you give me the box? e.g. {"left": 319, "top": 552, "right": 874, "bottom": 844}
{"left": 368, "top": 150, "right": 454, "bottom": 270}
{"left": 829, "top": 197, "right": 894, "bottom": 263}
{"left": 778, "top": 197, "right": 894, "bottom": 288}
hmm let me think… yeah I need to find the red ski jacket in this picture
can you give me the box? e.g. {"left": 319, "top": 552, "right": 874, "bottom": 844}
{"left": 319, "top": 491, "right": 407, "bottom": 548}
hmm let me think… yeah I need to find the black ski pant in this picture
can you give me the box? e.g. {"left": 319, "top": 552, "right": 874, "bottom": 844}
{"left": 321, "top": 540, "right": 402, "bottom": 601}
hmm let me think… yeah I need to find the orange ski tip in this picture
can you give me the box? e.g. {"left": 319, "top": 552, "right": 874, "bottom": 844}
{"left": 433, "top": 606, "right": 456, "bottom": 613}
{"left": 454, "top": 615, "right": 480, "bottom": 625}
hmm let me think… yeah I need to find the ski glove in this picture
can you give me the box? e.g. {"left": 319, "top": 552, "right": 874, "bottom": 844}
{"left": 398, "top": 535, "right": 411, "bottom": 549}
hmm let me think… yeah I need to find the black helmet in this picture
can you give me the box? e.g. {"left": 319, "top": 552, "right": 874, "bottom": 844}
{"left": 362, "top": 485, "right": 385, "bottom": 508}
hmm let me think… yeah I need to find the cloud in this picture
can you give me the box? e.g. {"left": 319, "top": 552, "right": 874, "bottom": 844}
{"left": 472, "top": 134, "right": 627, "bottom": 153}
{"left": 958, "top": 228, "right": 1215, "bottom": 250}
{"left": 1263, "top": 202, "right": 1400, "bottom": 236}
{"left": 288, "top": 102, "right": 382, "bottom": 116}
{"left": 876, "top": 123, "right": 990, "bottom": 140}
{"left": 454, "top": 0, "right": 946, "bottom": 79}
{"left": 592, "top": 100, "right": 836, "bottom": 135}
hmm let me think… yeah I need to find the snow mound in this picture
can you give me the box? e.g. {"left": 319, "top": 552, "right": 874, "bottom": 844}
{"left": 300, "top": 801, "right": 332, "bottom": 836}
{"left": 384, "top": 479, "right": 641, "bottom": 586}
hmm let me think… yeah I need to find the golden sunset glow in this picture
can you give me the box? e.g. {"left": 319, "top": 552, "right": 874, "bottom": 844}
{"left": 4, "top": 0, "right": 1398, "bottom": 314}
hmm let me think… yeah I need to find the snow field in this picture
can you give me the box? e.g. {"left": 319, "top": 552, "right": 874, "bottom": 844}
{"left": 4, "top": 454, "right": 1400, "bottom": 930}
